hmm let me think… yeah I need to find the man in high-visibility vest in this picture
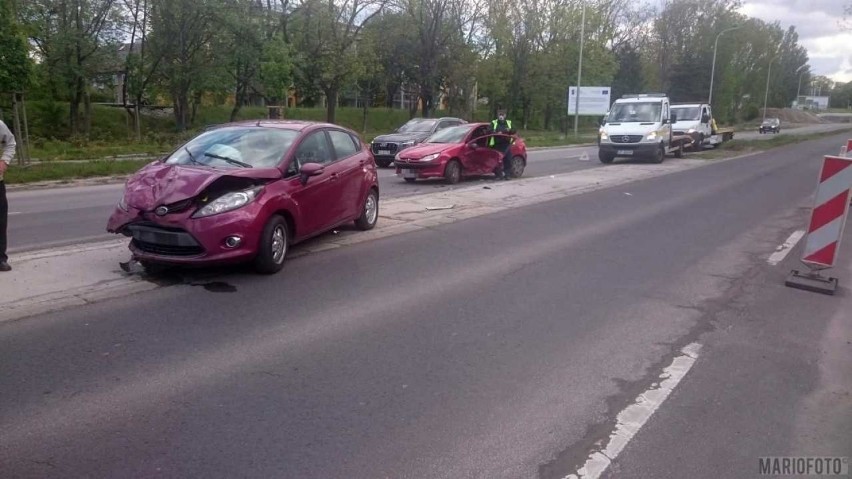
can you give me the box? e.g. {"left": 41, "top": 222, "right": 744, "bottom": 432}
{"left": 489, "top": 109, "right": 516, "bottom": 180}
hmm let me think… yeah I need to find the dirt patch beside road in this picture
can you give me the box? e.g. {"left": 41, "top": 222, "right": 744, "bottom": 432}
{"left": 761, "top": 108, "right": 825, "bottom": 124}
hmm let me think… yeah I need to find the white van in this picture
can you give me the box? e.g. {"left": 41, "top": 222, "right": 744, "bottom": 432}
{"left": 670, "top": 103, "right": 713, "bottom": 146}
{"left": 598, "top": 93, "right": 686, "bottom": 164}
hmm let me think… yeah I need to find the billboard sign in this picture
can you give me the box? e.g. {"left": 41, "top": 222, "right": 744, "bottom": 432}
{"left": 567, "top": 86, "right": 611, "bottom": 115}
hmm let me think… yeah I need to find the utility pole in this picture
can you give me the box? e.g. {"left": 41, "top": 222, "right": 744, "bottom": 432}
{"left": 762, "top": 55, "right": 779, "bottom": 122}
{"left": 709, "top": 25, "right": 741, "bottom": 106}
{"left": 573, "top": 2, "right": 585, "bottom": 137}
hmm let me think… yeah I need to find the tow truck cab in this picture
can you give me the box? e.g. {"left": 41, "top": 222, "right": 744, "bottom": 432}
{"left": 671, "top": 103, "right": 713, "bottom": 145}
{"left": 597, "top": 93, "right": 679, "bottom": 164}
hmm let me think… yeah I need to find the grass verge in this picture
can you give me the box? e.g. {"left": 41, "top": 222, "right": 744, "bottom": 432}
{"left": 691, "top": 128, "right": 852, "bottom": 160}
{"left": 4, "top": 159, "right": 151, "bottom": 185}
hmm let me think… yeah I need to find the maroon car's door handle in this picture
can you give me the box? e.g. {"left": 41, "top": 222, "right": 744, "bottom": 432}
{"left": 330, "top": 173, "right": 340, "bottom": 181}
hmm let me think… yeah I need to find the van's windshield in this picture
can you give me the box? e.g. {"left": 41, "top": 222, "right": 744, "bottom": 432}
{"left": 607, "top": 102, "right": 663, "bottom": 123}
{"left": 671, "top": 107, "right": 701, "bottom": 121}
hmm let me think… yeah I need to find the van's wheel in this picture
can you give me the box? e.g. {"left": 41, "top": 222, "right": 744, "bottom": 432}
{"left": 651, "top": 144, "right": 665, "bottom": 163}
{"left": 674, "top": 144, "right": 683, "bottom": 158}
{"left": 696, "top": 134, "right": 705, "bottom": 150}
{"left": 444, "top": 159, "right": 461, "bottom": 184}
{"left": 376, "top": 158, "right": 392, "bottom": 168}
{"left": 254, "top": 215, "right": 289, "bottom": 275}
{"left": 509, "top": 156, "right": 525, "bottom": 178}
{"left": 355, "top": 188, "right": 379, "bottom": 231}
{"left": 599, "top": 151, "right": 615, "bottom": 164}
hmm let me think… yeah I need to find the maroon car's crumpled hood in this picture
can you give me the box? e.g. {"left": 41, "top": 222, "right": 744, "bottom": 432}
{"left": 398, "top": 143, "right": 454, "bottom": 159}
{"left": 123, "top": 161, "right": 281, "bottom": 210}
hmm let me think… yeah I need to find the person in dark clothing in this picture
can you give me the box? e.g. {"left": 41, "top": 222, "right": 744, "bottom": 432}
{"left": 489, "top": 109, "right": 516, "bottom": 180}
{"left": 0, "top": 119, "right": 14, "bottom": 271}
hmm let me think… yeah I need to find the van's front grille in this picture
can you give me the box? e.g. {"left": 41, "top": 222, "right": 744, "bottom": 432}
{"left": 610, "top": 135, "right": 644, "bottom": 144}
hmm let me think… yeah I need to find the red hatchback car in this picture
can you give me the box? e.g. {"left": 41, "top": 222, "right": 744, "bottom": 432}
{"left": 106, "top": 120, "right": 379, "bottom": 274}
{"left": 394, "top": 122, "right": 527, "bottom": 183}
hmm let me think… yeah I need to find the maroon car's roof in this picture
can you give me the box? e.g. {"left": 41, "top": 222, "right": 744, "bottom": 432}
{"left": 224, "top": 119, "right": 343, "bottom": 131}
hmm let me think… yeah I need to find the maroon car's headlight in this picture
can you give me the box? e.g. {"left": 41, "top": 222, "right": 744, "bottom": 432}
{"left": 192, "top": 186, "right": 263, "bottom": 218}
{"left": 117, "top": 195, "right": 129, "bottom": 212}
{"left": 419, "top": 153, "right": 441, "bottom": 163}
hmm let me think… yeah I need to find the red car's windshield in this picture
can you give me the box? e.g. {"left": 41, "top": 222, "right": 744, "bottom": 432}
{"left": 165, "top": 127, "right": 299, "bottom": 169}
{"left": 425, "top": 125, "right": 475, "bottom": 144}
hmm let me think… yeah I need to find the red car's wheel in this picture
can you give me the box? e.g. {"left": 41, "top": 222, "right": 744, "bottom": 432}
{"left": 444, "top": 159, "right": 461, "bottom": 184}
{"left": 509, "top": 156, "right": 525, "bottom": 178}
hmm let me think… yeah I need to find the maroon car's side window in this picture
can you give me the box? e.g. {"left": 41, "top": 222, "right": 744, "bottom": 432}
{"left": 329, "top": 130, "right": 358, "bottom": 159}
{"left": 295, "top": 131, "right": 334, "bottom": 166}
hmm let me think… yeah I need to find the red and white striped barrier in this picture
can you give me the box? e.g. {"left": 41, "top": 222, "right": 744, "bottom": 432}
{"left": 841, "top": 139, "right": 852, "bottom": 157}
{"left": 787, "top": 154, "right": 852, "bottom": 294}
{"left": 801, "top": 155, "right": 852, "bottom": 268}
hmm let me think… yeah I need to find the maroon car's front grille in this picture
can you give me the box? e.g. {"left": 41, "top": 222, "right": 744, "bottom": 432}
{"left": 126, "top": 223, "right": 204, "bottom": 257}
{"left": 132, "top": 239, "right": 204, "bottom": 256}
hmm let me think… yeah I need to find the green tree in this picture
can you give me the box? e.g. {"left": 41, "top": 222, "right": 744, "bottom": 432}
{"left": 148, "top": 0, "right": 219, "bottom": 131}
{"left": 21, "top": 0, "right": 121, "bottom": 136}
{"left": 0, "top": 0, "right": 32, "bottom": 94}
{"left": 290, "top": 0, "right": 386, "bottom": 123}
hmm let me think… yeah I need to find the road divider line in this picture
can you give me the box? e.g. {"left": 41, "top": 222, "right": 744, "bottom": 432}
{"left": 564, "top": 343, "right": 702, "bottom": 479}
{"left": 767, "top": 230, "right": 806, "bottom": 265}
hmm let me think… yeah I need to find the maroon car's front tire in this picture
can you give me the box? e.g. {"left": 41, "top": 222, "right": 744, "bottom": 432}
{"left": 254, "top": 215, "right": 289, "bottom": 275}
{"left": 404, "top": 177, "right": 417, "bottom": 183}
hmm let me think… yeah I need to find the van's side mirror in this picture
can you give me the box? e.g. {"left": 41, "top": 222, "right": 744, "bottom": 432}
{"left": 670, "top": 114, "right": 678, "bottom": 123}
{"left": 702, "top": 114, "right": 711, "bottom": 123}
{"left": 299, "top": 162, "right": 324, "bottom": 185}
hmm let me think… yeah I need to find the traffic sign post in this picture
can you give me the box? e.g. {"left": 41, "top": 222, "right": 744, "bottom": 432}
{"left": 786, "top": 154, "right": 852, "bottom": 295}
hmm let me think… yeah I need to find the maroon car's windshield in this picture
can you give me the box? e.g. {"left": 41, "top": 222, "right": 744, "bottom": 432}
{"left": 165, "top": 127, "right": 299, "bottom": 169}
{"left": 425, "top": 125, "right": 475, "bottom": 144}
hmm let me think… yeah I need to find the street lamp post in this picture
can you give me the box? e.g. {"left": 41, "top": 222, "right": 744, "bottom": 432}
{"left": 708, "top": 25, "right": 741, "bottom": 107}
{"left": 762, "top": 54, "right": 779, "bottom": 122}
{"left": 573, "top": 3, "right": 585, "bottom": 138}
{"left": 795, "top": 64, "right": 808, "bottom": 109}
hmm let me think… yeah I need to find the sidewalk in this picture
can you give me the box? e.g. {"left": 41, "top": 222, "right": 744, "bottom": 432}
{"left": 0, "top": 157, "right": 719, "bottom": 323}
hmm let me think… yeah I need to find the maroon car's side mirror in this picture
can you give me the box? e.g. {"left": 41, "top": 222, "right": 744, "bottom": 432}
{"left": 299, "top": 162, "right": 324, "bottom": 185}
{"left": 467, "top": 141, "right": 478, "bottom": 150}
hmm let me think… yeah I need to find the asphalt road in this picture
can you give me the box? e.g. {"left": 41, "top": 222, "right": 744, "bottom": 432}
{"left": 7, "top": 121, "right": 850, "bottom": 254}
{"left": 5, "top": 145, "right": 598, "bottom": 253}
{"left": 2, "top": 133, "right": 850, "bottom": 478}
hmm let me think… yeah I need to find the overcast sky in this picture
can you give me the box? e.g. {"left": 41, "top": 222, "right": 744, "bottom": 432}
{"left": 738, "top": 0, "right": 851, "bottom": 83}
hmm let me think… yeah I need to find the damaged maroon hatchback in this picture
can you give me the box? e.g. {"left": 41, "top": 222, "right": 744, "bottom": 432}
{"left": 107, "top": 120, "right": 379, "bottom": 274}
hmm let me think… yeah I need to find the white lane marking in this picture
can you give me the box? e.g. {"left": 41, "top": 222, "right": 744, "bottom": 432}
{"left": 768, "top": 230, "right": 806, "bottom": 265}
{"left": 9, "top": 211, "right": 23, "bottom": 215}
{"left": 564, "top": 343, "right": 702, "bottom": 479}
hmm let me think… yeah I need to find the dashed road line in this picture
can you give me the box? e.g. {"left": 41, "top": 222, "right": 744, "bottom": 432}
{"left": 767, "top": 230, "right": 806, "bottom": 265}
{"left": 564, "top": 343, "right": 702, "bottom": 479}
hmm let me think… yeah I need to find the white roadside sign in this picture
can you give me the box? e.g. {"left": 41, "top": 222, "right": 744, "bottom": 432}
{"left": 567, "top": 86, "right": 611, "bottom": 115}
